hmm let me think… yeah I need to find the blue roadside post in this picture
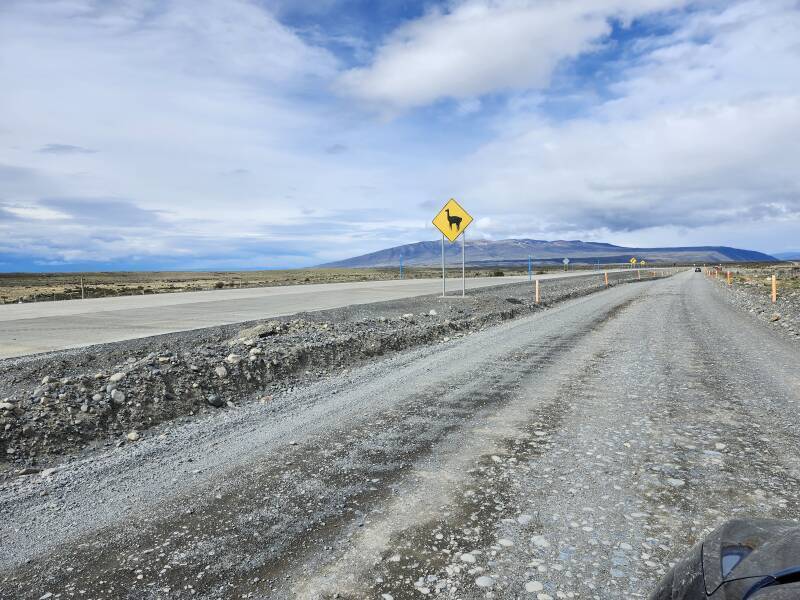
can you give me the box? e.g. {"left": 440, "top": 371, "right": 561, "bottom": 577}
{"left": 400, "top": 256, "right": 404, "bottom": 280}
{"left": 528, "top": 256, "right": 532, "bottom": 282}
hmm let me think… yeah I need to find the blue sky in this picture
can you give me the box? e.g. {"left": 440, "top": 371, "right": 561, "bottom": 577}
{"left": 0, "top": 0, "right": 799, "bottom": 271}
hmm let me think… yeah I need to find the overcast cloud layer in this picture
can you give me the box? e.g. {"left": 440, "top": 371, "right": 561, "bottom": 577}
{"left": 0, "top": 0, "right": 798, "bottom": 270}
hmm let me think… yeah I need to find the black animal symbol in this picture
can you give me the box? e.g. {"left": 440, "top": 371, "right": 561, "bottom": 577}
{"left": 445, "top": 208, "right": 462, "bottom": 231}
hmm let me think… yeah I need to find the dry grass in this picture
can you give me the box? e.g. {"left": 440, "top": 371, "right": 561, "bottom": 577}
{"left": 718, "top": 264, "right": 800, "bottom": 292}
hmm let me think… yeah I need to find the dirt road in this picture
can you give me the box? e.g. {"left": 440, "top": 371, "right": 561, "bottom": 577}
{"left": 1, "top": 271, "right": 798, "bottom": 599}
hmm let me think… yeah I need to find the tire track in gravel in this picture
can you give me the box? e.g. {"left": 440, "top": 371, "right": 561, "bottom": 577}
{"left": 291, "top": 300, "right": 639, "bottom": 599}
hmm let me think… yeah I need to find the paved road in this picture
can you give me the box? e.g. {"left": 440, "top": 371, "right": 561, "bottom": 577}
{"left": 0, "top": 271, "right": 627, "bottom": 359}
{"left": 2, "top": 271, "right": 797, "bottom": 599}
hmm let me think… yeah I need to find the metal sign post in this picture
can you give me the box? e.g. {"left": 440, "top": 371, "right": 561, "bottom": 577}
{"left": 441, "top": 234, "right": 446, "bottom": 297}
{"left": 462, "top": 230, "right": 466, "bottom": 297}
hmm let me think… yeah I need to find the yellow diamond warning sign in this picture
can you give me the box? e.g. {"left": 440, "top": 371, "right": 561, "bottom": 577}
{"left": 432, "top": 198, "right": 473, "bottom": 243}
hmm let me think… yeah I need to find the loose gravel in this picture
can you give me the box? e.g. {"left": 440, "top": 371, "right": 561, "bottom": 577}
{"left": 707, "top": 270, "right": 800, "bottom": 341}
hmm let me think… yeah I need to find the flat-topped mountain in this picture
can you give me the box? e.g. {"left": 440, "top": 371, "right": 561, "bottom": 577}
{"left": 319, "top": 239, "right": 777, "bottom": 267}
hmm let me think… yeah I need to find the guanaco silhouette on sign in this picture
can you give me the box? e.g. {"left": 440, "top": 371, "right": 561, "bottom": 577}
{"left": 445, "top": 209, "right": 462, "bottom": 232}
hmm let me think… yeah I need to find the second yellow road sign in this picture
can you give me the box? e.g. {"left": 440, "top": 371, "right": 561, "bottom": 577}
{"left": 433, "top": 198, "right": 473, "bottom": 243}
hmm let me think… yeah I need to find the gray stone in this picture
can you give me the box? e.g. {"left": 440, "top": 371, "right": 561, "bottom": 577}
{"left": 525, "top": 581, "right": 544, "bottom": 592}
{"left": 532, "top": 535, "right": 550, "bottom": 548}
{"left": 206, "top": 394, "right": 225, "bottom": 408}
{"left": 16, "top": 467, "right": 41, "bottom": 476}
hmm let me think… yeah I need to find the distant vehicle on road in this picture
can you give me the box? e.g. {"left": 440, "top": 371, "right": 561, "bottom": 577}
{"left": 651, "top": 518, "right": 800, "bottom": 599}
{"left": 695, "top": 267, "right": 702, "bottom": 272}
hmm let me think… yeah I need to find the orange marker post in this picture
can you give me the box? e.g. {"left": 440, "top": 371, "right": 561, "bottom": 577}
{"left": 772, "top": 275, "right": 777, "bottom": 303}
{"left": 604, "top": 271, "right": 609, "bottom": 287}
{"left": 535, "top": 279, "right": 540, "bottom": 305}
{"left": 727, "top": 271, "right": 732, "bottom": 286}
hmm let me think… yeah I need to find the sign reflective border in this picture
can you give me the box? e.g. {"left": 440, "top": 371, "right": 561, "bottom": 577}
{"left": 433, "top": 198, "right": 473, "bottom": 243}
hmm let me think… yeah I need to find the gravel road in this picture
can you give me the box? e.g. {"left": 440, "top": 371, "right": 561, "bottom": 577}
{"left": 1, "top": 271, "right": 798, "bottom": 599}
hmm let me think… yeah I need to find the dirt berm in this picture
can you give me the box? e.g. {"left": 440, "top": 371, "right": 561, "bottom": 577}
{"left": 0, "top": 271, "right": 668, "bottom": 473}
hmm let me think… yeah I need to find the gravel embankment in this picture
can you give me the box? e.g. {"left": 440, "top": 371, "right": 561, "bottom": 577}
{"left": 709, "top": 272, "right": 800, "bottom": 340}
{"left": 0, "top": 271, "right": 668, "bottom": 472}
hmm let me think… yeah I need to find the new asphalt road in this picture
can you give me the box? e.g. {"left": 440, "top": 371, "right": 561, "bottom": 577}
{"left": 2, "top": 271, "right": 797, "bottom": 599}
{"left": 0, "top": 271, "right": 625, "bottom": 358}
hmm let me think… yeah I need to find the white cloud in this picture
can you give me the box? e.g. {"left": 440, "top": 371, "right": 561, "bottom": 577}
{"left": 338, "top": 0, "right": 688, "bottom": 109}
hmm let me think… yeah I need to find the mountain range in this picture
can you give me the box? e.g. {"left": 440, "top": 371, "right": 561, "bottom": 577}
{"left": 319, "top": 239, "right": 778, "bottom": 268}
{"left": 772, "top": 251, "right": 800, "bottom": 260}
